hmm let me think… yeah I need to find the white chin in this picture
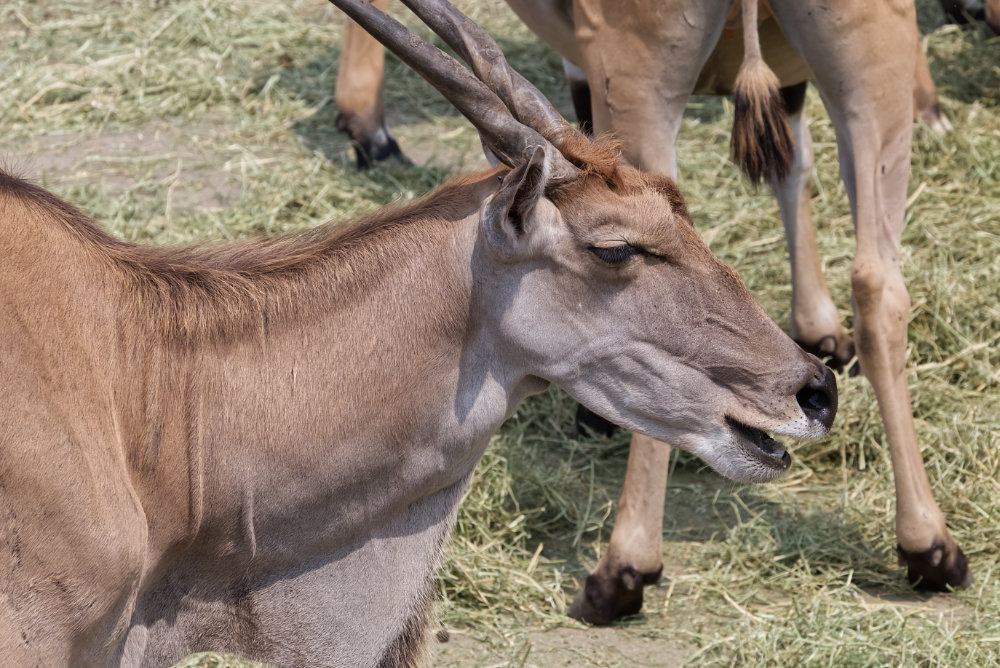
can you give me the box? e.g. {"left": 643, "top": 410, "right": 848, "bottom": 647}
{"left": 687, "top": 432, "right": 791, "bottom": 484}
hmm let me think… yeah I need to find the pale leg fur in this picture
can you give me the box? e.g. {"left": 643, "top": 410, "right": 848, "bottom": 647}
{"left": 770, "top": 105, "right": 854, "bottom": 369}
{"left": 568, "top": 434, "right": 670, "bottom": 623}
{"left": 769, "top": 0, "right": 970, "bottom": 589}
{"left": 913, "top": 36, "right": 951, "bottom": 132}
{"left": 563, "top": 0, "right": 731, "bottom": 622}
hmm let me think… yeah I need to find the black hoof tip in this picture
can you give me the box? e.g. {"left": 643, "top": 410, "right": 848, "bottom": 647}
{"left": 567, "top": 565, "right": 661, "bottom": 625}
{"left": 795, "top": 336, "right": 856, "bottom": 375}
{"left": 898, "top": 541, "right": 974, "bottom": 591}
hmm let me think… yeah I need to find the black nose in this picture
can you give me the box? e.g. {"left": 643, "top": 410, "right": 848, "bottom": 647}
{"left": 796, "top": 366, "right": 838, "bottom": 430}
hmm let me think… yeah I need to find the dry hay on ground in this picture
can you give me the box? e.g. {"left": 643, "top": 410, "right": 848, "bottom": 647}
{"left": 2, "top": 0, "right": 998, "bottom": 665}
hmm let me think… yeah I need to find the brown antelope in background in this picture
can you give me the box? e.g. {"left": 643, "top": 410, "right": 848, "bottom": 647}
{"left": 334, "top": 1, "right": 952, "bottom": 169}
{"left": 0, "top": 0, "right": 837, "bottom": 665}
{"left": 335, "top": 0, "right": 972, "bottom": 625}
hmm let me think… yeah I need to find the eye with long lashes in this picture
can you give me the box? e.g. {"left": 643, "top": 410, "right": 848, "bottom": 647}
{"left": 588, "top": 243, "right": 643, "bottom": 264}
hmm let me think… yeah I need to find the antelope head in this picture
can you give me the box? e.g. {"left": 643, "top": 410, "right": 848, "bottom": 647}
{"left": 328, "top": 0, "right": 837, "bottom": 482}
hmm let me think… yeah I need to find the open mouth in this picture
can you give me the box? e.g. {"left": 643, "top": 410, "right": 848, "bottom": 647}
{"left": 725, "top": 416, "right": 791, "bottom": 470}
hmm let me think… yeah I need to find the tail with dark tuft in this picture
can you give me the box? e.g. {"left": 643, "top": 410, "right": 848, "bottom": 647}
{"left": 729, "top": 1, "right": 794, "bottom": 184}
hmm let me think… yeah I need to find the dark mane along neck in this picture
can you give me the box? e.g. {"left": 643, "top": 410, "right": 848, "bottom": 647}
{"left": 1, "top": 167, "right": 498, "bottom": 345}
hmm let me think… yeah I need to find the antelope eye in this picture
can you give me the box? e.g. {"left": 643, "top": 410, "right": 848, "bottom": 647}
{"left": 589, "top": 244, "right": 642, "bottom": 264}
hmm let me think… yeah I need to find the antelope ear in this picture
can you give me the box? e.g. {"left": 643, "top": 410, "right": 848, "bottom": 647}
{"left": 481, "top": 145, "right": 550, "bottom": 257}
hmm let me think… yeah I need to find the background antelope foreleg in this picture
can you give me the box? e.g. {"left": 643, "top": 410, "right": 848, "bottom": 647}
{"left": 844, "top": 74, "right": 971, "bottom": 591}
{"left": 770, "top": 0, "right": 971, "bottom": 593}
{"left": 851, "top": 244, "right": 971, "bottom": 589}
{"left": 568, "top": 433, "right": 669, "bottom": 624}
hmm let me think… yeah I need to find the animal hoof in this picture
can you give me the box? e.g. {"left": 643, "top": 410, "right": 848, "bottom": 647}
{"left": 335, "top": 114, "right": 412, "bottom": 170}
{"left": 795, "top": 335, "right": 855, "bottom": 374}
{"left": 898, "top": 541, "right": 974, "bottom": 591}
{"left": 567, "top": 565, "right": 661, "bottom": 625}
{"left": 351, "top": 133, "right": 411, "bottom": 170}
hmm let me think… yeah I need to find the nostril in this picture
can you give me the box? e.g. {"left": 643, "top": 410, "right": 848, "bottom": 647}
{"left": 796, "top": 385, "right": 828, "bottom": 413}
{"left": 795, "top": 367, "right": 838, "bottom": 429}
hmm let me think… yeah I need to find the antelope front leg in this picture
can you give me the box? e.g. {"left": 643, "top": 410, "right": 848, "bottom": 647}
{"left": 569, "top": 434, "right": 669, "bottom": 624}
{"left": 771, "top": 82, "right": 854, "bottom": 371}
{"left": 770, "top": 0, "right": 971, "bottom": 590}
{"left": 845, "top": 64, "right": 972, "bottom": 595}
{"left": 852, "top": 247, "right": 970, "bottom": 589}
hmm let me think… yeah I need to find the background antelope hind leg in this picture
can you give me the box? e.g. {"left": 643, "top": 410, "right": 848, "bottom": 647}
{"left": 770, "top": 0, "right": 971, "bottom": 590}
{"left": 563, "top": 0, "right": 728, "bottom": 624}
{"left": 335, "top": 0, "right": 409, "bottom": 169}
{"left": 571, "top": 0, "right": 732, "bottom": 178}
{"left": 771, "top": 81, "right": 855, "bottom": 371}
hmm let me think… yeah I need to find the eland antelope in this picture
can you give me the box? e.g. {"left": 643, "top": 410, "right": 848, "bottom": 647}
{"left": 0, "top": 0, "right": 836, "bottom": 665}
{"left": 334, "top": 0, "right": 973, "bottom": 625}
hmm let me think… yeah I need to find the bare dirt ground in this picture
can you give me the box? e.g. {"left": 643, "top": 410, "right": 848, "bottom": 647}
{"left": 432, "top": 624, "right": 692, "bottom": 667}
{"left": 3, "top": 120, "right": 239, "bottom": 212}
